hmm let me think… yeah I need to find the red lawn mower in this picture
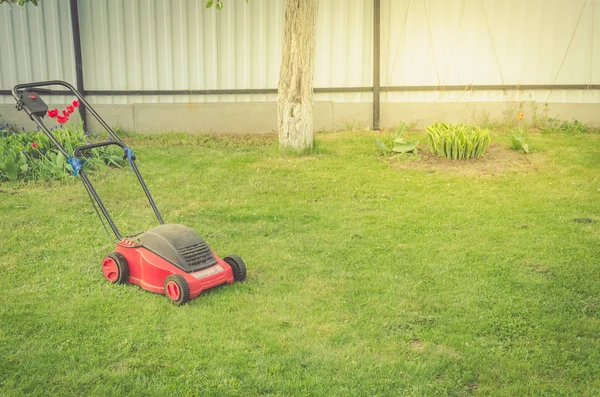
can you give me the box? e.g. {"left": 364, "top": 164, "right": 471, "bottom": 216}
{"left": 12, "top": 81, "right": 247, "bottom": 305}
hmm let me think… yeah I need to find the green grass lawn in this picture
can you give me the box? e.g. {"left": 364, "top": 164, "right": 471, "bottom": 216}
{"left": 1, "top": 129, "right": 599, "bottom": 396}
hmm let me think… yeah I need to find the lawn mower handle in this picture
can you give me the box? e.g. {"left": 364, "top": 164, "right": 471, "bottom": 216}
{"left": 12, "top": 80, "right": 123, "bottom": 144}
{"left": 12, "top": 80, "right": 165, "bottom": 241}
{"left": 23, "top": 87, "right": 53, "bottom": 95}
{"left": 73, "top": 140, "right": 129, "bottom": 158}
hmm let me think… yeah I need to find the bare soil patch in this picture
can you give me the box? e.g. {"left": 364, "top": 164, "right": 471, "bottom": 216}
{"left": 409, "top": 337, "right": 425, "bottom": 351}
{"left": 393, "top": 143, "right": 535, "bottom": 176}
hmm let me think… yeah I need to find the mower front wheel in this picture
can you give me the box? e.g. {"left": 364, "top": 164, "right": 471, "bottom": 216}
{"left": 164, "top": 274, "right": 190, "bottom": 306}
{"left": 102, "top": 252, "right": 129, "bottom": 284}
{"left": 224, "top": 255, "right": 247, "bottom": 282}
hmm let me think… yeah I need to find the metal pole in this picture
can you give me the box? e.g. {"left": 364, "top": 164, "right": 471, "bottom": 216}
{"left": 373, "top": 0, "right": 381, "bottom": 130}
{"left": 2, "top": 84, "right": 599, "bottom": 98}
{"left": 70, "top": 0, "right": 88, "bottom": 132}
{"left": 131, "top": 161, "right": 165, "bottom": 225}
{"left": 80, "top": 171, "right": 123, "bottom": 240}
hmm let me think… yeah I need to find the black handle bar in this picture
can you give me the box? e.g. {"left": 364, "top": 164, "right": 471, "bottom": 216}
{"left": 13, "top": 81, "right": 80, "bottom": 101}
{"left": 23, "top": 87, "right": 53, "bottom": 95}
{"left": 73, "top": 141, "right": 128, "bottom": 158}
{"left": 13, "top": 80, "right": 123, "bottom": 144}
{"left": 13, "top": 80, "right": 77, "bottom": 97}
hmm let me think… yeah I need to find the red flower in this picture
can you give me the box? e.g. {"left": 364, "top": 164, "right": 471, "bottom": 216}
{"left": 62, "top": 110, "right": 70, "bottom": 117}
{"left": 72, "top": 100, "right": 80, "bottom": 108}
{"left": 57, "top": 115, "right": 69, "bottom": 124}
{"left": 30, "top": 142, "right": 39, "bottom": 149}
{"left": 48, "top": 109, "right": 59, "bottom": 118}
{"left": 67, "top": 105, "right": 75, "bottom": 114}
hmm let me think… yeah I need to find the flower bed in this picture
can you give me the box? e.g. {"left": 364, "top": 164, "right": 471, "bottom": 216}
{"left": 0, "top": 103, "right": 124, "bottom": 182}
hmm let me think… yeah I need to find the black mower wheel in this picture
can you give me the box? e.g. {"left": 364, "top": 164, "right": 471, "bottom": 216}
{"left": 164, "top": 274, "right": 190, "bottom": 306}
{"left": 224, "top": 255, "right": 247, "bottom": 282}
{"left": 102, "top": 252, "right": 129, "bottom": 284}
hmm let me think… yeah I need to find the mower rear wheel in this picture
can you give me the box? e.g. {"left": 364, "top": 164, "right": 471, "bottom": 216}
{"left": 102, "top": 252, "right": 129, "bottom": 284}
{"left": 164, "top": 274, "right": 190, "bottom": 306}
{"left": 223, "top": 255, "right": 246, "bottom": 282}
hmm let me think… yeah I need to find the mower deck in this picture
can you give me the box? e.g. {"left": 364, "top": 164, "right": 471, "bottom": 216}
{"left": 101, "top": 224, "right": 246, "bottom": 305}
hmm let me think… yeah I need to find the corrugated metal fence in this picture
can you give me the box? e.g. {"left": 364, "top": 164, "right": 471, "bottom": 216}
{"left": 1, "top": 0, "right": 599, "bottom": 106}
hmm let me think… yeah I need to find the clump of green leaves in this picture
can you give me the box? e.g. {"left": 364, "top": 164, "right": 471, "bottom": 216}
{"left": 205, "top": 0, "right": 247, "bottom": 11}
{"left": 0, "top": 120, "right": 124, "bottom": 182}
{"left": 205, "top": 0, "right": 224, "bottom": 10}
{"left": 0, "top": 0, "right": 39, "bottom": 5}
{"left": 425, "top": 122, "right": 491, "bottom": 160}
{"left": 510, "top": 128, "right": 530, "bottom": 154}
{"left": 375, "top": 122, "right": 419, "bottom": 156}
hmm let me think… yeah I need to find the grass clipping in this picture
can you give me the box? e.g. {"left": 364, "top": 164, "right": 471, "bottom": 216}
{"left": 426, "top": 122, "right": 491, "bottom": 160}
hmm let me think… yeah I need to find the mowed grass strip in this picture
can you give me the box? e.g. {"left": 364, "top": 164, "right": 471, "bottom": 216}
{"left": 0, "top": 130, "right": 599, "bottom": 396}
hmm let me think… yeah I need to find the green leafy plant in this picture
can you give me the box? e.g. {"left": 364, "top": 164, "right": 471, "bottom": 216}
{"left": 0, "top": 119, "right": 125, "bottom": 182}
{"left": 344, "top": 119, "right": 369, "bottom": 132}
{"left": 205, "top": 0, "right": 248, "bottom": 10}
{"left": 529, "top": 99, "right": 551, "bottom": 129}
{"left": 542, "top": 119, "right": 598, "bottom": 134}
{"left": 425, "top": 122, "right": 491, "bottom": 160}
{"left": 510, "top": 130, "right": 530, "bottom": 153}
{"left": 509, "top": 112, "right": 530, "bottom": 153}
{"left": 375, "top": 122, "right": 419, "bottom": 156}
{"left": 0, "top": 0, "right": 38, "bottom": 5}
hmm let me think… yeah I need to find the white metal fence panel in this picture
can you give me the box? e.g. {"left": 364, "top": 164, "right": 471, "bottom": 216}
{"left": 314, "top": 0, "right": 373, "bottom": 102}
{"left": 77, "top": 0, "right": 373, "bottom": 104}
{"left": 0, "top": 0, "right": 76, "bottom": 105}
{"left": 78, "top": 0, "right": 286, "bottom": 104}
{"left": 1, "top": 0, "right": 598, "bottom": 106}
{"left": 381, "top": 0, "right": 600, "bottom": 102}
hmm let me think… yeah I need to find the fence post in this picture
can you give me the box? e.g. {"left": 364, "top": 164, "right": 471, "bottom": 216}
{"left": 70, "top": 0, "right": 88, "bottom": 132}
{"left": 373, "top": 0, "right": 381, "bottom": 130}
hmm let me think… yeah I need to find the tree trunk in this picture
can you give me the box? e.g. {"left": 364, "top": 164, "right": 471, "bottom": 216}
{"left": 277, "top": 0, "right": 318, "bottom": 152}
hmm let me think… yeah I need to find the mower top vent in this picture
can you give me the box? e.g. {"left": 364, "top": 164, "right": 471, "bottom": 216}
{"left": 178, "top": 243, "right": 216, "bottom": 269}
{"left": 138, "top": 224, "right": 217, "bottom": 273}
